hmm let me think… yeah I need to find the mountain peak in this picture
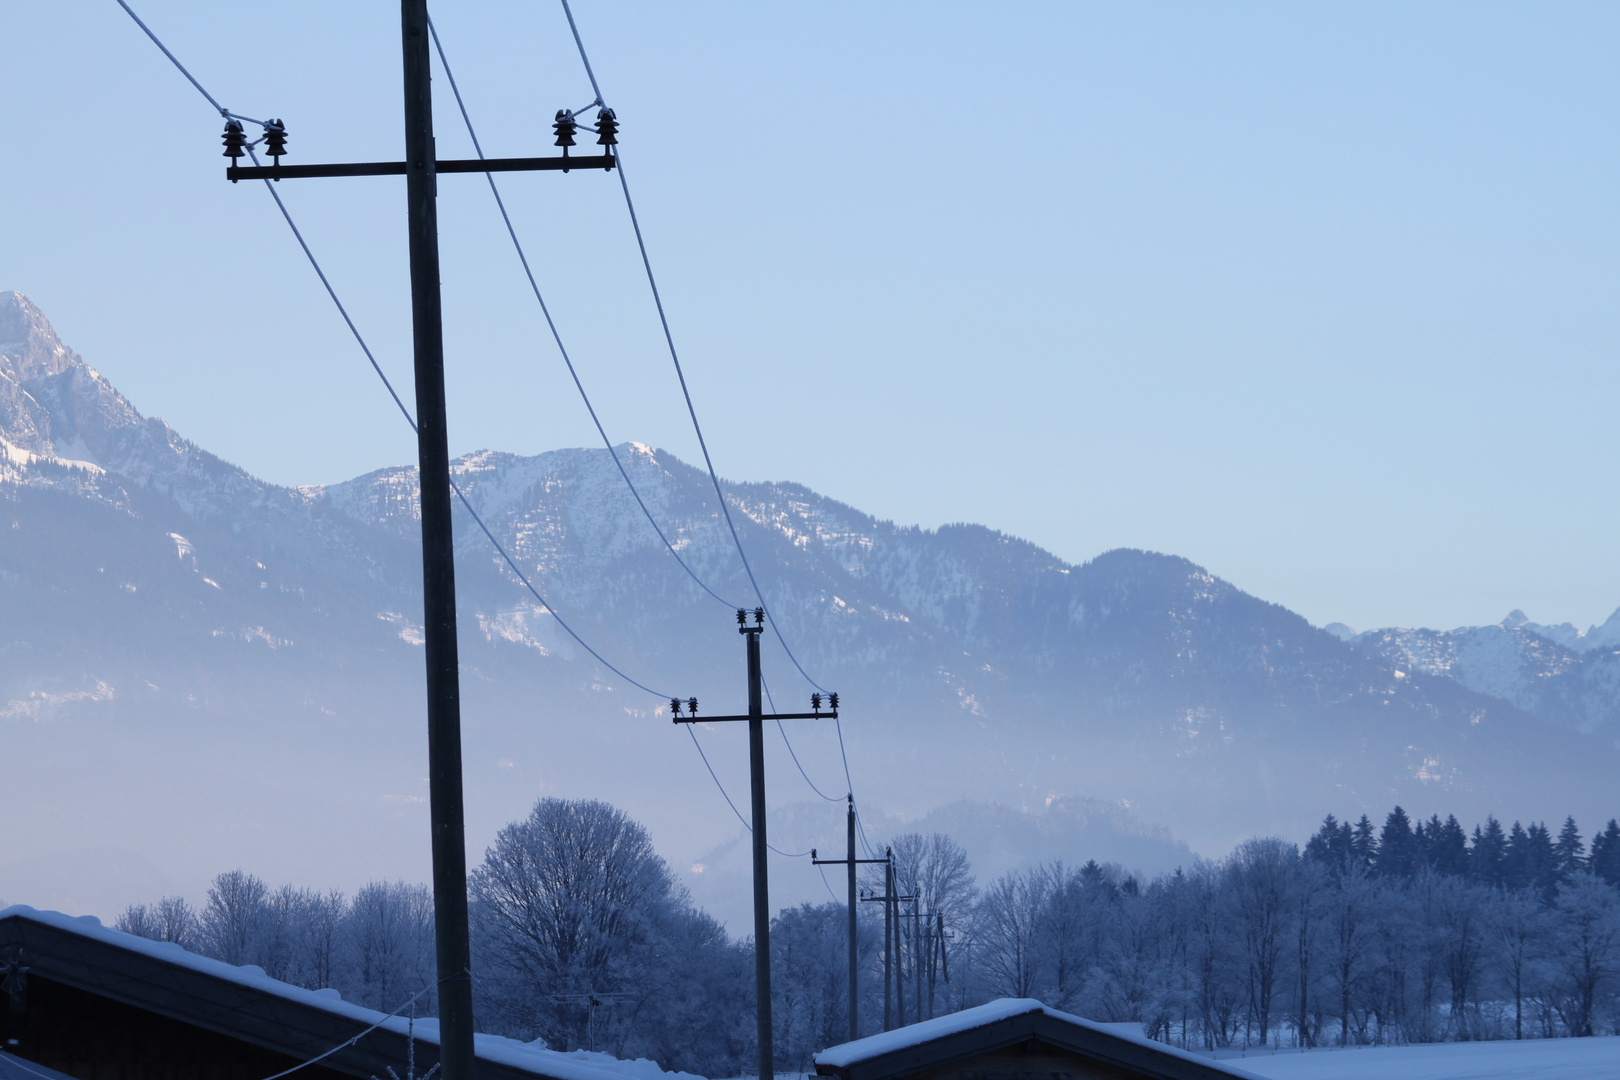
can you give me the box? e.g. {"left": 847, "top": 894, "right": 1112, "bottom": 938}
{"left": 0, "top": 291, "right": 78, "bottom": 384}
{"left": 1501, "top": 609, "right": 1530, "bottom": 628}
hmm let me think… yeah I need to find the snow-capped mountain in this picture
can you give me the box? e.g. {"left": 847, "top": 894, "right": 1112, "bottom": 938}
{"left": 1349, "top": 610, "right": 1620, "bottom": 740}
{"left": 5, "top": 290, "right": 1620, "bottom": 926}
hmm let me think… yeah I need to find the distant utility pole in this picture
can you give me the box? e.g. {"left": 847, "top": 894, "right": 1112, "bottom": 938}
{"left": 813, "top": 797, "right": 887, "bottom": 1041}
{"left": 860, "top": 852, "right": 915, "bottom": 1030}
{"left": 672, "top": 608, "right": 840, "bottom": 1080}
{"left": 902, "top": 900, "right": 941, "bottom": 1024}
{"left": 219, "top": 6, "right": 619, "bottom": 1077}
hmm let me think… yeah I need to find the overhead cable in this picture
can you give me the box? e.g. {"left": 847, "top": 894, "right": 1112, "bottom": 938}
{"left": 685, "top": 726, "right": 812, "bottom": 859}
{"left": 426, "top": 15, "right": 737, "bottom": 611}
{"left": 558, "top": 0, "right": 830, "bottom": 695}
{"left": 244, "top": 146, "right": 675, "bottom": 701}
{"left": 114, "top": 0, "right": 675, "bottom": 702}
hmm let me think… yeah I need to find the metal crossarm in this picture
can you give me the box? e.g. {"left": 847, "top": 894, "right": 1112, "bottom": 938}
{"left": 226, "top": 153, "right": 617, "bottom": 182}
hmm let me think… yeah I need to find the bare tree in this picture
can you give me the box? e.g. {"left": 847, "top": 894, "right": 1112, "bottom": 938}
{"left": 201, "top": 870, "right": 268, "bottom": 965}
{"left": 973, "top": 869, "right": 1047, "bottom": 998}
{"left": 1323, "top": 862, "right": 1376, "bottom": 1045}
{"left": 889, "top": 832, "right": 977, "bottom": 1018}
{"left": 1547, "top": 874, "right": 1620, "bottom": 1037}
{"left": 344, "top": 880, "right": 435, "bottom": 1012}
{"left": 1489, "top": 887, "right": 1548, "bottom": 1040}
{"left": 469, "top": 797, "right": 680, "bottom": 1051}
{"left": 1223, "top": 838, "right": 1297, "bottom": 1046}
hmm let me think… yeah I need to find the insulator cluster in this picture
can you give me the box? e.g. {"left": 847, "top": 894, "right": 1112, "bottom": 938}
{"left": 595, "top": 107, "right": 619, "bottom": 146}
{"left": 264, "top": 119, "right": 288, "bottom": 160}
{"left": 553, "top": 109, "right": 577, "bottom": 149}
{"left": 222, "top": 119, "right": 246, "bottom": 161}
{"left": 670, "top": 696, "right": 699, "bottom": 716}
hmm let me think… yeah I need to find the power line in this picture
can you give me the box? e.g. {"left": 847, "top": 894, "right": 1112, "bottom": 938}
{"left": 426, "top": 15, "right": 737, "bottom": 612}
{"left": 555, "top": 0, "right": 867, "bottom": 828}
{"left": 427, "top": 14, "right": 860, "bottom": 821}
{"left": 244, "top": 144, "right": 675, "bottom": 701}
{"left": 113, "top": 0, "right": 678, "bottom": 703}
{"left": 816, "top": 862, "right": 842, "bottom": 905}
{"left": 684, "top": 726, "right": 811, "bottom": 859}
{"left": 113, "top": 0, "right": 224, "bottom": 114}
{"left": 558, "top": 0, "right": 829, "bottom": 696}
{"left": 115, "top": 0, "right": 857, "bottom": 857}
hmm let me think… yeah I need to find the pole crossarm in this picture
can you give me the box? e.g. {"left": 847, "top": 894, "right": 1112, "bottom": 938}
{"left": 811, "top": 855, "right": 887, "bottom": 865}
{"left": 226, "top": 153, "right": 617, "bottom": 182}
{"left": 674, "top": 709, "right": 837, "bottom": 724}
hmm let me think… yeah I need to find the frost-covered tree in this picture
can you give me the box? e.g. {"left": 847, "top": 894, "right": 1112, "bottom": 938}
{"left": 1547, "top": 874, "right": 1620, "bottom": 1037}
{"left": 1224, "top": 838, "right": 1297, "bottom": 1046}
{"left": 344, "top": 880, "right": 435, "bottom": 1012}
{"left": 201, "top": 869, "right": 269, "bottom": 965}
{"left": 468, "top": 797, "right": 682, "bottom": 1053}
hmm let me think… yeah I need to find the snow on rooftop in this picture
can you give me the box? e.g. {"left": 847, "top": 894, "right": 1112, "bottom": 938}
{"left": 813, "top": 999, "right": 1262, "bottom": 1079}
{"left": 0, "top": 906, "right": 705, "bottom": 1080}
{"left": 1219, "top": 1035, "right": 1620, "bottom": 1080}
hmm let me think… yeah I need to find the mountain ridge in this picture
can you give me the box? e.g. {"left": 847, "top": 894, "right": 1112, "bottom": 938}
{"left": 4, "top": 289, "right": 1619, "bottom": 927}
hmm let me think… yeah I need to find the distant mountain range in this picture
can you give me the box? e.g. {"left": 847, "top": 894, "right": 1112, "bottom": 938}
{"left": 4, "top": 290, "right": 1619, "bottom": 929}
{"left": 1327, "top": 610, "right": 1620, "bottom": 740}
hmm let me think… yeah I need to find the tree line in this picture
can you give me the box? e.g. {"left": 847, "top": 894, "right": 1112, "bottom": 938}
{"left": 115, "top": 801, "right": 1620, "bottom": 1077}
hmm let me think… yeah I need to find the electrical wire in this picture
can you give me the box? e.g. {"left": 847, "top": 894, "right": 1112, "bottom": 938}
{"left": 816, "top": 863, "right": 842, "bottom": 905}
{"left": 244, "top": 144, "right": 675, "bottom": 701}
{"left": 114, "top": 0, "right": 676, "bottom": 702}
{"left": 756, "top": 668, "right": 842, "bottom": 802}
{"left": 426, "top": 15, "right": 737, "bottom": 611}
{"left": 258, "top": 982, "right": 438, "bottom": 1080}
{"left": 113, "top": 0, "right": 224, "bottom": 114}
{"left": 556, "top": 0, "right": 874, "bottom": 833}
{"left": 426, "top": 15, "right": 862, "bottom": 826}
{"left": 115, "top": 0, "right": 850, "bottom": 855}
{"left": 684, "top": 726, "right": 811, "bottom": 859}
{"left": 558, "top": 0, "right": 830, "bottom": 696}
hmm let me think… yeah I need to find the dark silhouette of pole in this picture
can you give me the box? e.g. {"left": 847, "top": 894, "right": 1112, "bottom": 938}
{"left": 885, "top": 858, "right": 893, "bottom": 1029}
{"left": 671, "top": 610, "right": 841, "bottom": 1080}
{"left": 815, "top": 802, "right": 886, "bottom": 1042}
{"left": 218, "top": 19, "right": 624, "bottom": 1080}
{"left": 401, "top": 2, "right": 473, "bottom": 1077}
{"left": 847, "top": 801, "right": 857, "bottom": 1039}
{"left": 745, "top": 619, "right": 772, "bottom": 1080}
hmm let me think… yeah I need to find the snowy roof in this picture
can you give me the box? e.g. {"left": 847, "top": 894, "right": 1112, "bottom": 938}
{"left": 0, "top": 1051, "right": 78, "bottom": 1080}
{"left": 813, "top": 998, "right": 1264, "bottom": 1080}
{"left": 0, "top": 906, "right": 705, "bottom": 1080}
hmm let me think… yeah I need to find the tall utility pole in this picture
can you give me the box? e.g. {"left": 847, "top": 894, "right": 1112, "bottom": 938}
{"left": 813, "top": 798, "right": 886, "bottom": 1041}
{"left": 221, "top": 8, "right": 618, "bottom": 1077}
{"left": 400, "top": 6, "right": 474, "bottom": 1075}
{"left": 860, "top": 852, "right": 913, "bottom": 1030}
{"left": 903, "top": 901, "right": 940, "bottom": 1023}
{"left": 672, "top": 609, "right": 840, "bottom": 1080}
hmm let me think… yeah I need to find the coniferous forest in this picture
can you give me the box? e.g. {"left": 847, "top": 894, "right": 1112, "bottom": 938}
{"left": 115, "top": 800, "right": 1620, "bottom": 1077}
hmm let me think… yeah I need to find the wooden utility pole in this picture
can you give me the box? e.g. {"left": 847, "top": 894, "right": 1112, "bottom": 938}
{"left": 221, "top": 11, "right": 618, "bottom": 1078}
{"left": 813, "top": 798, "right": 886, "bottom": 1041}
{"left": 860, "top": 852, "right": 913, "bottom": 1030}
{"left": 401, "top": 5, "right": 473, "bottom": 1073}
{"left": 672, "top": 609, "right": 840, "bottom": 1080}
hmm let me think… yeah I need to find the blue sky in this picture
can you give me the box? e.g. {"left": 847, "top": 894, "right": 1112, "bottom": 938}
{"left": 4, "top": 2, "right": 1617, "bottom": 633}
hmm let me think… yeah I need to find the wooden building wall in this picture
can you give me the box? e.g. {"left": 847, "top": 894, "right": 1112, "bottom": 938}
{"left": 6, "top": 975, "right": 352, "bottom": 1080}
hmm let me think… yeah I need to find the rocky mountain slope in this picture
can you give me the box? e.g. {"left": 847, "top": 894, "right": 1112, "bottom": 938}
{"left": 1345, "top": 610, "right": 1620, "bottom": 740}
{"left": 4, "top": 290, "right": 1619, "bottom": 924}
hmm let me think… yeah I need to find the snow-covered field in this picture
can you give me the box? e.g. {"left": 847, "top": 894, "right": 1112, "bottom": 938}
{"left": 1220, "top": 1037, "right": 1620, "bottom": 1080}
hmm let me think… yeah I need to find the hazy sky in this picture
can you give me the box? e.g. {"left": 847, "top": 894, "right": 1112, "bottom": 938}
{"left": 4, "top": 2, "right": 1617, "bottom": 633}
